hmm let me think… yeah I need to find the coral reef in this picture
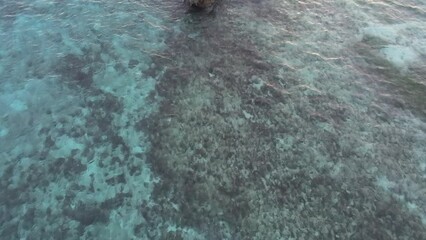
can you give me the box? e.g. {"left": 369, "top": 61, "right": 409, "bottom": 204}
{"left": 1, "top": 0, "right": 425, "bottom": 239}
{"left": 137, "top": 2, "right": 426, "bottom": 238}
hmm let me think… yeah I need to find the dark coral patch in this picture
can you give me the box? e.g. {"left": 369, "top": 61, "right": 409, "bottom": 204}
{"left": 100, "top": 192, "right": 132, "bottom": 210}
{"left": 56, "top": 54, "right": 94, "bottom": 88}
{"left": 128, "top": 59, "right": 139, "bottom": 69}
{"left": 63, "top": 202, "right": 109, "bottom": 226}
{"left": 49, "top": 157, "right": 87, "bottom": 179}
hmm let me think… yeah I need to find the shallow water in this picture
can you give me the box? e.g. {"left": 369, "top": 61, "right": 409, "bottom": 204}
{"left": 1, "top": 0, "right": 425, "bottom": 239}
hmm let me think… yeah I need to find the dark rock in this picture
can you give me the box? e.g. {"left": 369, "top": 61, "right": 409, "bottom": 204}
{"left": 49, "top": 157, "right": 87, "bottom": 178}
{"left": 44, "top": 135, "right": 55, "bottom": 148}
{"left": 128, "top": 59, "right": 139, "bottom": 69}
{"left": 100, "top": 192, "right": 132, "bottom": 210}
{"left": 63, "top": 202, "right": 109, "bottom": 226}
{"left": 56, "top": 54, "right": 94, "bottom": 88}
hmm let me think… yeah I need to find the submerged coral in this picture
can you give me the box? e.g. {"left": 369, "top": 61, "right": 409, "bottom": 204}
{"left": 138, "top": 2, "right": 426, "bottom": 238}
{"left": 1, "top": 0, "right": 426, "bottom": 239}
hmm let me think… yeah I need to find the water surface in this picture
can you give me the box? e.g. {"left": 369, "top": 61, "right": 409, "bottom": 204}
{"left": 1, "top": 0, "right": 426, "bottom": 239}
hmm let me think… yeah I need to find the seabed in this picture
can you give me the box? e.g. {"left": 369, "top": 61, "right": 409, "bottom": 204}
{"left": 1, "top": 0, "right": 426, "bottom": 239}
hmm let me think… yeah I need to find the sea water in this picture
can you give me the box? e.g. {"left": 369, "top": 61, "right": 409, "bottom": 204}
{"left": 0, "top": 0, "right": 425, "bottom": 239}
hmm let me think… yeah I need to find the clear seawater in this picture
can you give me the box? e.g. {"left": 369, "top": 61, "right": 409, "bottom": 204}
{"left": 0, "top": 0, "right": 425, "bottom": 239}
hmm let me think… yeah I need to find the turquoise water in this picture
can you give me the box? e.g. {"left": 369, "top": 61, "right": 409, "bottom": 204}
{"left": 1, "top": 0, "right": 425, "bottom": 239}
